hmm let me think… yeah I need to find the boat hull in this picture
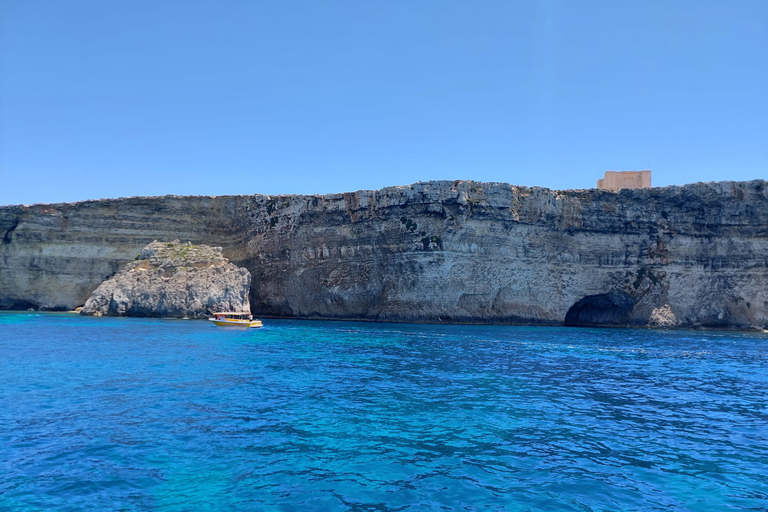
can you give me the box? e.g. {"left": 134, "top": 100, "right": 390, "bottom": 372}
{"left": 208, "top": 318, "right": 263, "bottom": 328}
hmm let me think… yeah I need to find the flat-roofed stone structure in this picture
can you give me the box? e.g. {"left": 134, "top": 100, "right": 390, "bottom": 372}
{"left": 597, "top": 170, "right": 651, "bottom": 190}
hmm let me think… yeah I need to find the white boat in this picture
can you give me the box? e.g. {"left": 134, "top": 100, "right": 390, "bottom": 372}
{"left": 209, "top": 312, "right": 263, "bottom": 328}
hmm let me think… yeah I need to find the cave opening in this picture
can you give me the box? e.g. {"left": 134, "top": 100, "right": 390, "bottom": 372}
{"left": 564, "top": 291, "right": 636, "bottom": 327}
{"left": 0, "top": 299, "right": 40, "bottom": 311}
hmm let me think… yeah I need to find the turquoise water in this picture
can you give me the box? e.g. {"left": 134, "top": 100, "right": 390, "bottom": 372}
{"left": 1, "top": 313, "right": 766, "bottom": 511}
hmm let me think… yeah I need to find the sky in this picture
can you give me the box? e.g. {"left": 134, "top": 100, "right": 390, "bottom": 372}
{"left": 1, "top": 0, "right": 766, "bottom": 205}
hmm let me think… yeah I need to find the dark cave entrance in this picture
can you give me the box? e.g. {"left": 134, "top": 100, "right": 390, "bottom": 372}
{"left": 0, "top": 299, "right": 40, "bottom": 311}
{"left": 564, "top": 292, "right": 636, "bottom": 327}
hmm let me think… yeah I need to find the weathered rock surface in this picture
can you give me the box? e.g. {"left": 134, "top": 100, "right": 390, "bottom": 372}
{"left": 2, "top": 180, "right": 767, "bottom": 329}
{"left": 80, "top": 241, "right": 251, "bottom": 318}
{"left": 648, "top": 304, "right": 681, "bottom": 328}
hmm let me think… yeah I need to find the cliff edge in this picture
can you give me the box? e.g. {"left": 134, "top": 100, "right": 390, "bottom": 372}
{"left": 80, "top": 241, "right": 251, "bottom": 318}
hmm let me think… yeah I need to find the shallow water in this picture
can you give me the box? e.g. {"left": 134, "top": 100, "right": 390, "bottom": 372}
{"left": 1, "top": 312, "right": 766, "bottom": 511}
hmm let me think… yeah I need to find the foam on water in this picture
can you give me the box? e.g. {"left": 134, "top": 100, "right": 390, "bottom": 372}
{"left": 1, "top": 312, "right": 767, "bottom": 511}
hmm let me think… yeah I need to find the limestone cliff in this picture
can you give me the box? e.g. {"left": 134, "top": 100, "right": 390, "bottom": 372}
{"left": 0, "top": 195, "right": 245, "bottom": 311}
{"left": 2, "top": 180, "right": 767, "bottom": 329}
{"left": 80, "top": 241, "right": 250, "bottom": 318}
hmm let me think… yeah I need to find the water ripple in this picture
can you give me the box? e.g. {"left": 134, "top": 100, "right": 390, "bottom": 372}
{"left": 1, "top": 313, "right": 767, "bottom": 511}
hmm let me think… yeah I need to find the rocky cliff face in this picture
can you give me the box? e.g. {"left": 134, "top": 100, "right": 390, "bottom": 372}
{"left": 0, "top": 195, "right": 246, "bottom": 311}
{"left": 80, "top": 240, "right": 251, "bottom": 318}
{"left": 2, "top": 180, "right": 767, "bottom": 329}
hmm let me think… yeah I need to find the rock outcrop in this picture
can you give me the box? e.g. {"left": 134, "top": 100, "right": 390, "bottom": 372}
{"left": 2, "top": 180, "right": 767, "bottom": 329}
{"left": 80, "top": 241, "right": 251, "bottom": 318}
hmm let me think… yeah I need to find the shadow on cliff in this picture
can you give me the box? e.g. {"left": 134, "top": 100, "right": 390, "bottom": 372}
{"left": 564, "top": 292, "right": 637, "bottom": 327}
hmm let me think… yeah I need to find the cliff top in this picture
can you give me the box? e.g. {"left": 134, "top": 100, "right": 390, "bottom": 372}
{"left": 2, "top": 179, "right": 766, "bottom": 209}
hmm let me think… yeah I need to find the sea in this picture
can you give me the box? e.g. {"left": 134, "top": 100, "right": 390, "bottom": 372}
{"left": 1, "top": 312, "right": 766, "bottom": 511}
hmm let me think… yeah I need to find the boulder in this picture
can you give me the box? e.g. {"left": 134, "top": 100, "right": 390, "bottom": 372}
{"left": 80, "top": 240, "right": 250, "bottom": 318}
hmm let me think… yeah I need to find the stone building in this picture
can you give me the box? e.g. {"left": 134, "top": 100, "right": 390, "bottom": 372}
{"left": 597, "top": 170, "right": 651, "bottom": 190}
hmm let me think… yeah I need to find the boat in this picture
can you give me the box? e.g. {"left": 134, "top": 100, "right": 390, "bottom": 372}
{"left": 209, "top": 312, "right": 263, "bottom": 328}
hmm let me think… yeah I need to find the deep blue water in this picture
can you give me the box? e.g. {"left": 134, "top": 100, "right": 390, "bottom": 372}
{"left": 1, "top": 313, "right": 767, "bottom": 511}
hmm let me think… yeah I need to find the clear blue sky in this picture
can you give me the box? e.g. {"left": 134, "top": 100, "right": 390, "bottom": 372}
{"left": 1, "top": 0, "right": 766, "bottom": 205}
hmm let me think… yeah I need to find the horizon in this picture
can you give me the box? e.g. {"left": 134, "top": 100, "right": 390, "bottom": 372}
{"left": 2, "top": 1, "right": 766, "bottom": 205}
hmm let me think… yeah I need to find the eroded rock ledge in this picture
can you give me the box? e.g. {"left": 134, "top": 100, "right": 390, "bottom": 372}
{"left": 80, "top": 241, "right": 250, "bottom": 318}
